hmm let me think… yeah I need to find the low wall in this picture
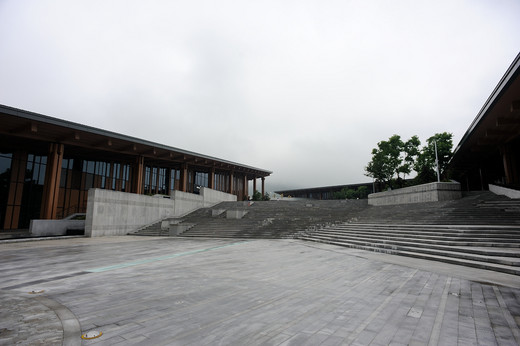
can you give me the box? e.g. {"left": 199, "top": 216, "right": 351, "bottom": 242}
{"left": 85, "top": 187, "right": 237, "bottom": 237}
{"left": 30, "top": 219, "right": 85, "bottom": 236}
{"left": 489, "top": 184, "right": 520, "bottom": 199}
{"left": 368, "top": 182, "right": 461, "bottom": 206}
{"left": 226, "top": 210, "right": 248, "bottom": 219}
{"left": 200, "top": 187, "right": 237, "bottom": 205}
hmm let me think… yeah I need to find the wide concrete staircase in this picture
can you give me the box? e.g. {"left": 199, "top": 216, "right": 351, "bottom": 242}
{"left": 299, "top": 191, "right": 520, "bottom": 275}
{"left": 130, "top": 199, "right": 368, "bottom": 238}
{"left": 130, "top": 191, "right": 520, "bottom": 275}
{"left": 347, "top": 191, "right": 520, "bottom": 225}
{"left": 179, "top": 200, "right": 368, "bottom": 238}
{"left": 299, "top": 224, "right": 520, "bottom": 275}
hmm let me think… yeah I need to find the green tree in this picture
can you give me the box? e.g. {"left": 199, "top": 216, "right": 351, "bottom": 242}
{"left": 365, "top": 135, "right": 403, "bottom": 188}
{"left": 252, "top": 190, "right": 262, "bottom": 201}
{"left": 357, "top": 186, "right": 369, "bottom": 199}
{"left": 399, "top": 135, "right": 421, "bottom": 180}
{"left": 345, "top": 189, "right": 357, "bottom": 199}
{"left": 333, "top": 186, "right": 369, "bottom": 199}
{"left": 365, "top": 134, "right": 420, "bottom": 189}
{"left": 414, "top": 132, "right": 453, "bottom": 183}
{"left": 333, "top": 188, "right": 348, "bottom": 199}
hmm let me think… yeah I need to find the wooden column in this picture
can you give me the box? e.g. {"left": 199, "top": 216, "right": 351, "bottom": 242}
{"left": 3, "top": 151, "right": 27, "bottom": 229}
{"left": 242, "top": 175, "right": 248, "bottom": 200}
{"left": 40, "top": 143, "right": 64, "bottom": 219}
{"left": 253, "top": 178, "right": 257, "bottom": 194}
{"left": 209, "top": 168, "right": 215, "bottom": 189}
{"left": 261, "top": 177, "right": 265, "bottom": 196}
{"left": 229, "top": 171, "right": 234, "bottom": 195}
{"left": 180, "top": 164, "right": 188, "bottom": 192}
{"left": 132, "top": 156, "right": 144, "bottom": 194}
{"left": 166, "top": 168, "right": 173, "bottom": 195}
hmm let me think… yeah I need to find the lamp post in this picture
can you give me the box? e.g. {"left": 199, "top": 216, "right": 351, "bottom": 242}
{"left": 434, "top": 140, "right": 441, "bottom": 182}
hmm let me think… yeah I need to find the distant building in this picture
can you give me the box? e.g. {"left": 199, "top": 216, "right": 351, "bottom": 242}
{"left": 0, "top": 105, "right": 271, "bottom": 230}
{"left": 275, "top": 182, "right": 373, "bottom": 200}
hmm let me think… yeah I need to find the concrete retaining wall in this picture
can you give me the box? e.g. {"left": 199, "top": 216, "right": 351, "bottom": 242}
{"left": 489, "top": 184, "right": 520, "bottom": 199}
{"left": 368, "top": 182, "right": 461, "bottom": 206}
{"left": 226, "top": 210, "right": 248, "bottom": 219}
{"left": 85, "top": 187, "right": 237, "bottom": 237}
{"left": 30, "top": 219, "right": 85, "bottom": 236}
{"left": 200, "top": 187, "right": 237, "bottom": 205}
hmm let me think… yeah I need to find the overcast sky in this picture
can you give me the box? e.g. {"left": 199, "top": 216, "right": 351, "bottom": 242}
{"left": 1, "top": 1, "right": 519, "bottom": 192}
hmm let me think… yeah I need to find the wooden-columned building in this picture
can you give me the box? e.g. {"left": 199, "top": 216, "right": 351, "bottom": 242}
{"left": 449, "top": 52, "right": 520, "bottom": 190}
{"left": 0, "top": 104, "right": 271, "bottom": 230}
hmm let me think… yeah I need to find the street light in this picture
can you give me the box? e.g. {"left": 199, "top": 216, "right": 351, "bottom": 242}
{"left": 434, "top": 140, "right": 441, "bottom": 182}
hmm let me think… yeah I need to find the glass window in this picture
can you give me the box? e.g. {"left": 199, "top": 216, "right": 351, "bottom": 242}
{"left": 158, "top": 168, "right": 166, "bottom": 194}
{"left": 112, "top": 163, "right": 120, "bottom": 190}
{"left": 121, "top": 164, "right": 130, "bottom": 191}
{"left": 151, "top": 167, "right": 157, "bottom": 192}
{"left": 144, "top": 166, "right": 151, "bottom": 194}
{"left": 0, "top": 153, "right": 12, "bottom": 175}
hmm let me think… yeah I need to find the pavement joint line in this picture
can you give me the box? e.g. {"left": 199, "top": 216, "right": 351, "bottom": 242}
{"left": 85, "top": 240, "right": 252, "bottom": 273}
{"left": 34, "top": 295, "right": 82, "bottom": 346}
{"left": 1, "top": 272, "right": 90, "bottom": 290}
{"left": 345, "top": 268, "right": 419, "bottom": 344}
{"left": 428, "top": 276, "right": 452, "bottom": 346}
{"left": 0, "top": 235, "right": 86, "bottom": 243}
{"left": 492, "top": 286, "right": 520, "bottom": 344}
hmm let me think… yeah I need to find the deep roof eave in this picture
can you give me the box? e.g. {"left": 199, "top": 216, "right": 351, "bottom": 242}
{"left": 451, "top": 51, "right": 520, "bottom": 159}
{"left": 0, "top": 103, "right": 272, "bottom": 176}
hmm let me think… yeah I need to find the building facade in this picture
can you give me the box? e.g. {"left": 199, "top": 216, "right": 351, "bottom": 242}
{"left": 0, "top": 105, "right": 271, "bottom": 231}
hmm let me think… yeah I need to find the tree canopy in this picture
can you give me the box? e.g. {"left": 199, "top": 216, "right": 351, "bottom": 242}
{"left": 365, "top": 132, "right": 453, "bottom": 189}
{"left": 414, "top": 132, "right": 453, "bottom": 183}
{"left": 333, "top": 185, "right": 369, "bottom": 199}
{"left": 364, "top": 134, "right": 420, "bottom": 189}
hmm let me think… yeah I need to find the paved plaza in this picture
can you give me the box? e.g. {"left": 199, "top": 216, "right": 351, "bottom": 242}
{"left": 1, "top": 236, "right": 520, "bottom": 345}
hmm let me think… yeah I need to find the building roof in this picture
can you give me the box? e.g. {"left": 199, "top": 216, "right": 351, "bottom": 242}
{"left": 449, "top": 52, "right": 520, "bottom": 172}
{"left": 275, "top": 182, "right": 371, "bottom": 196}
{"left": 0, "top": 104, "right": 272, "bottom": 178}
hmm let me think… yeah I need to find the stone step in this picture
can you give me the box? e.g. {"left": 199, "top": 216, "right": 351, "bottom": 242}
{"left": 306, "top": 231, "right": 520, "bottom": 257}
{"left": 333, "top": 223, "right": 520, "bottom": 236}
{"left": 341, "top": 222, "right": 520, "bottom": 229}
{"left": 299, "top": 236, "right": 520, "bottom": 276}
{"left": 300, "top": 219, "right": 520, "bottom": 274}
{"left": 322, "top": 225, "right": 520, "bottom": 240}
{"left": 323, "top": 229, "right": 520, "bottom": 241}
{"left": 319, "top": 228, "right": 520, "bottom": 242}
{"left": 181, "top": 230, "right": 280, "bottom": 238}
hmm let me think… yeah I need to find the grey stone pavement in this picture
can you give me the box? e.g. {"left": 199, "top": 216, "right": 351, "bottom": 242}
{"left": 1, "top": 236, "right": 520, "bottom": 345}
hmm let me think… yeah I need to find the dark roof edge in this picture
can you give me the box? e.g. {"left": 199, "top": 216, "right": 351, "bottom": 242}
{"left": 274, "top": 182, "right": 372, "bottom": 194}
{"left": 0, "top": 103, "right": 272, "bottom": 175}
{"left": 452, "top": 51, "right": 520, "bottom": 157}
